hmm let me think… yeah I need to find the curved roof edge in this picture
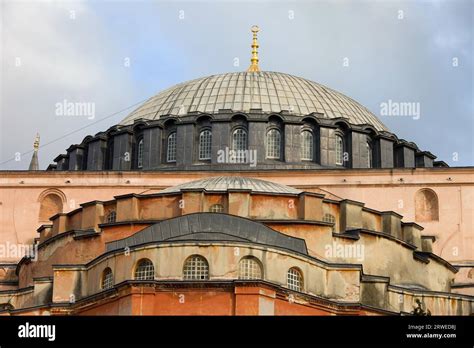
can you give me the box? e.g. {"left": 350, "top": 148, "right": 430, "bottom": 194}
{"left": 159, "top": 176, "right": 302, "bottom": 195}
{"left": 105, "top": 212, "right": 308, "bottom": 255}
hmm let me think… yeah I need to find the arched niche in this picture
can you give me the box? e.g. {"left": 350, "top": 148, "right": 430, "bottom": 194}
{"left": 415, "top": 188, "right": 439, "bottom": 222}
{"left": 38, "top": 189, "right": 66, "bottom": 222}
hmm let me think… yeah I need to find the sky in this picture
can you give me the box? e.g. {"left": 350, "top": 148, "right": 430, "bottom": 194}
{"left": 1, "top": 0, "right": 473, "bottom": 169}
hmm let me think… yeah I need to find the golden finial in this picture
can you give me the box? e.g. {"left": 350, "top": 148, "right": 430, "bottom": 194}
{"left": 33, "top": 133, "right": 40, "bottom": 151}
{"left": 247, "top": 25, "right": 260, "bottom": 72}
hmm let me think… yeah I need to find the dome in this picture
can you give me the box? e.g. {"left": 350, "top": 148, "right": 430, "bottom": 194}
{"left": 159, "top": 176, "right": 302, "bottom": 195}
{"left": 120, "top": 71, "right": 388, "bottom": 131}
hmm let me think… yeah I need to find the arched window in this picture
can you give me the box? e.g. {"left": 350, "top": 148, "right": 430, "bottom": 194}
{"left": 183, "top": 255, "right": 209, "bottom": 280}
{"left": 287, "top": 267, "right": 303, "bottom": 292}
{"left": 137, "top": 138, "right": 144, "bottom": 169}
{"left": 366, "top": 141, "right": 373, "bottom": 168}
{"left": 38, "top": 193, "right": 63, "bottom": 222}
{"left": 101, "top": 267, "right": 113, "bottom": 290}
{"left": 199, "top": 130, "right": 212, "bottom": 160}
{"left": 301, "top": 130, "right": 313, "bottom": 161}
{"left": 415, "top": 189, "right": 439, "bottom": 222}
{"left": 209, "top": 204, "right": 224, "bottom": 213}
{"left": 239, "top": 257, "right": 263, "bottom": 280}
{"left": 232, "top": 128, "right": 248, "bottom": 162}
{"left": 167, "top": 132, "right": 177, "bottom": 163}
{"left": 323, "top": 213, "right": 336, "bottom": 232}
{"left": 106, "top": 210, "right": 116, "bottom": 223}
{"left": 266, "top": 129, "right": 281, "bottom": 159}
{"left": 134, "top": 259, "right": 155, "bottom": 280}
{"left": 335, "top": 135, "right": 344, "bottom": 165}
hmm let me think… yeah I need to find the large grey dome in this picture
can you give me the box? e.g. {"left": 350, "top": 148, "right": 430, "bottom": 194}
{"left": 120, "top": 71, "right": 388, "bottom": 131}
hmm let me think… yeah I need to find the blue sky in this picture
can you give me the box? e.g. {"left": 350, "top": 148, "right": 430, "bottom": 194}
{"left": 1, "top": 0, "right": 472, "bottom": 169}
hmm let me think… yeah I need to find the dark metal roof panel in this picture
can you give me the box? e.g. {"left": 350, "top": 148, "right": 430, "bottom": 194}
{"left": 106, "top": 213, "right": 308, "bottom": 255}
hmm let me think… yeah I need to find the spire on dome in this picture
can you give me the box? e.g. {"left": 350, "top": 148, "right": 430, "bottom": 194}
{"left": 247, "top": 25, "right": 260, "bottom": 72}
{"left": 28, "top": 133, "right": 40, "bottom": 171}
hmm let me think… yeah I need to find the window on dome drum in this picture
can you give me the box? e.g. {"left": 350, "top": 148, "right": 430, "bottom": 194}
{"left": 366, "top": 141, "right": 373, "bottom": 168}
{"left": 167, "top": 132, "right": 177, "bottom": 162}
{"left": 134, "top": 259, "right": 155, "bottom": 280}
{"left": 209, "top": 204, "right": 224, "bottom": 213}
{"left": 301, "top": 130, "right": 313, "bottom": 161}
{"left": 106, "top": 210, "right": 116, "bottom": 223}
{"left": 183, "top": 255, "right": 209, "bottom": 280}
{"left": 199, "top": 130, "right": 212, "bottom": 160}
{"left": 232, "top": 128, "right": 248, "bottom": 162}
{"left": 265, "top": 129, "right": 281, "bottom": 159}
{"left": 137, "top": 138, "right": 144, "bottom": 169}
{"left": 335, "top": 135, "right": 344, "bottom": 165}
{"left": 287, "top": 267, "right": 303, "bottom": 292}
{"left": 101, "top": 267, "right": 113, "bottom": 290}
{"left": 323, "top": 213, "right": 336, "bottom": 232}
{"left": 239, "top": 257, "right": 263, "bottom": 280}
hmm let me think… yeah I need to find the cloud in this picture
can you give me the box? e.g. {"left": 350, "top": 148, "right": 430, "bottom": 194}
{"left": 1, "top": 0, "right": 139, "bottom": 169}
{"left": 1, "top": 0, "right": 472, "bottom": 168}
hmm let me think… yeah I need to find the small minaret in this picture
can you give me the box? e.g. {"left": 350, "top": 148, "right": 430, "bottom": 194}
{"left": 28, "top": 133, "right": 40, "bottom": 171}
{"left": 247, "top": 25, "right": 261, "bottom": 72}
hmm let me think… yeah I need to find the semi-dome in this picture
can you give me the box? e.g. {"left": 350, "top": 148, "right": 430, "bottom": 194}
{"left": 160, "top": 176, "right": 302, "bottom": 195}
{"left": 120, "top": 71, "right": 388, "bottom": 131}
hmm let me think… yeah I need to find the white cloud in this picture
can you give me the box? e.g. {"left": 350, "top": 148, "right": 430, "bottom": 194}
{"left": 1, "top": 0, "right": 139, "bottom": 169}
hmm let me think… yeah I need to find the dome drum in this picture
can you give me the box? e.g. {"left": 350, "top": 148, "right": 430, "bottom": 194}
{"left": 51, "top": 110, "right": 441, "bottom": 171}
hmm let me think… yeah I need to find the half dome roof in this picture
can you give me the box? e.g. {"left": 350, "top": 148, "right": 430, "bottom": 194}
{"left": 159, "top": 176, "right": 302, "bottom": 195}
{"left": 120, "top": 71, "right": 388, "bottom": 131}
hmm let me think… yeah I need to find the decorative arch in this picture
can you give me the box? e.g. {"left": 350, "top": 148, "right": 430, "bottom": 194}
{"left": 80, "top": 135, "right": 94, "bottom": 146}
{"left": 333, "top": 120, "right": 351, "bottom": 131}
{"left": 267, "top": 114, "right": 284, "bottom": 123}
{"left": 162, "top": 118, "right": 178, "bottom": 128}
{"left": 230, "top": 114, "right": 248, "bottom": 123}
{"left": 195, "top": 114, "right": 213, "bottom": 123}
{"left": 131, "top": 120, "right": 149, "bottom": 132}
{"left": 301, "top": 116, "right": 320, "bottom": 126}
{"left": 415, "top": 188, "right": 439, "bottom": 222}
{"left": 38, "top": 189, "right": 66, "bottom": 222}
{"left": 362, "top": 125, "right": 378, "bottom": 137}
